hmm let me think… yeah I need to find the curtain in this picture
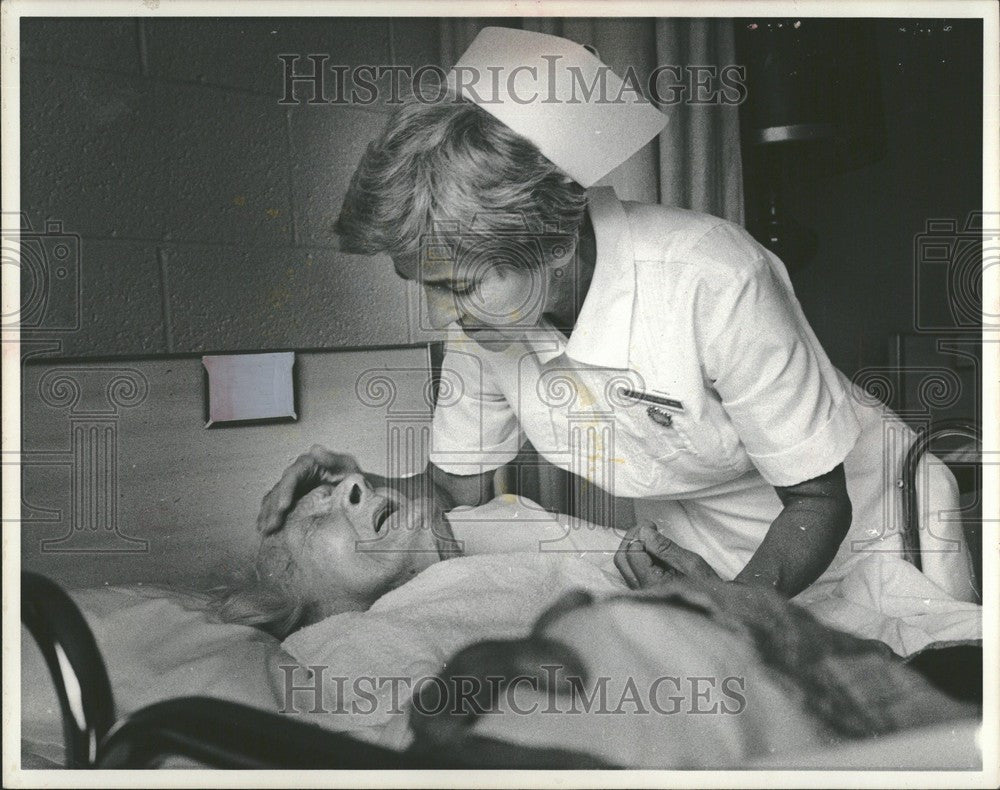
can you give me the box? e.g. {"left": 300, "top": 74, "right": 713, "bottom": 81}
{"left": 439, "top": 17, "right": 745, "bottom": 224}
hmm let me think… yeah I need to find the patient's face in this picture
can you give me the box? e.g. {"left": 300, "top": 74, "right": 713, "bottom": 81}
{"left": 257, "top": 473, "right": 443, "bottom": 617}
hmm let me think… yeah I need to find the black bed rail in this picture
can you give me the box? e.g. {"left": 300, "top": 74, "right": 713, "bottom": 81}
{"left": 21, "top": 571, "right": 116, "bottom": 768}
{"left": 20, "top": 571, "right": 468, "bottom": 770}
{"left": 900, "top": 420, "right": 981, "bottom": 571}
{"left": 97, "top": 697, "right": 463, "bottom": 769}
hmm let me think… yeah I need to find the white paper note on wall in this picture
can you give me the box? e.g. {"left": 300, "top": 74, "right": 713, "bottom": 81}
{"left": 202, "top": 352, "right": 296, "bottom": 427}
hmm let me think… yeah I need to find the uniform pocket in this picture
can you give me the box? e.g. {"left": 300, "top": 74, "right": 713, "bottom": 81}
{"left": 645, "top": 406, "right": 746, "bottom": 473}
{"left": 620, "top": 403, "right": 693, "bottom": 463}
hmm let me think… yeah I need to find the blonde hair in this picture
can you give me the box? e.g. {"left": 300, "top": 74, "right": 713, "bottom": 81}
{"left": 335, "top": 96, "right": 588, "bottom": 258}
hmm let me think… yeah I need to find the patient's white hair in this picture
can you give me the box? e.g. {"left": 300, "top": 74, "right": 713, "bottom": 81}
{"left": 213, "top": 573, "right": 305, "bottom": 640}
{"left": 211, "top": 543, "right": 314, "bottom": 640}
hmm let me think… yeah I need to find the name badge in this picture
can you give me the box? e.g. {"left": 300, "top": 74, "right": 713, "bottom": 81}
{"left": 618, "top": 387, "right": 684, "bottom": 411}
{"left": 617, "top": 388, "right": 684, "bottom": 429}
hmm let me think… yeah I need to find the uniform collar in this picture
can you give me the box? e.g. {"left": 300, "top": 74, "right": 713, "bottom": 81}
{"left": 563, "top": 186, "right": 636, "bottom": 369}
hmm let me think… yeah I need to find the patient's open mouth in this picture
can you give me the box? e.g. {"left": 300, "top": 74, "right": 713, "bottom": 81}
{"left": 372, "top": 500, "right": 398, "bottom": 534}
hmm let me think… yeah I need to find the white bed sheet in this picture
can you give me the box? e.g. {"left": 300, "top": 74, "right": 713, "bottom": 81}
{"left": 21, "top": 584, "right": 289, "bottom": 767}
{"left": 21, "top": 496, "right": 984, "bottom": 768}
{"left": 446, "top": 495, "right": 983, "bottom": 657}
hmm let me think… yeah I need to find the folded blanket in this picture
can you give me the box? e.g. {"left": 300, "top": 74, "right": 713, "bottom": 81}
{"left": 649, "top": 577, "right": 977, "bottom": 738}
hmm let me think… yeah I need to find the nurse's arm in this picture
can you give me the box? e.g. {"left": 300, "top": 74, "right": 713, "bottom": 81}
{"left": 380, "top": 462, "right": 496, "bottom": 510}
{"left": 733, "top": 463, "right": 852, "bottom": 597}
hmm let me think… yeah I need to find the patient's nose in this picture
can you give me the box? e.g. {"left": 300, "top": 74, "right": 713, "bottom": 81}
{"left": 337, "top": 473, "right": 371, "bottom": 509}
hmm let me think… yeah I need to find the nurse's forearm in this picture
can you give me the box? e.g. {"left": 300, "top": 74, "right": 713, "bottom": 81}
{"left": 733, "top": 464, "right": 852, "bottom": 597}
{"left": 369, "top": 463, "right": 495, "bottom": 510}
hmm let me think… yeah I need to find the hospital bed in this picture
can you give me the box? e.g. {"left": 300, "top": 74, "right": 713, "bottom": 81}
{"left": 21, "top": 571, "right": 464, "bottom": 770}
{"left": 20, "top": 416, "right": 983, "bottom": 770}
{"left": 902, "top": 419, "right": 983, "bottom": 593}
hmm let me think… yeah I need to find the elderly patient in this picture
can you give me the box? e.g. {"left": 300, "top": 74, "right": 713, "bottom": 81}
{"left": 218, "top": 471, "right": 982, "bottom": 665}
{"left": 217, "top": 473, "right": 459, "bottom": 638}
{"left": 218, "top": 470, "right": 980, "bottom": 751}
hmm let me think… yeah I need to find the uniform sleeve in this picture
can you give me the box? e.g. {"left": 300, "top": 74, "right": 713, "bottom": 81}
{"left": 428, "top": 335, "right": 523, "bottom": 475}
{"left": 696, "top": 227, "right": 861, "bottom": 487}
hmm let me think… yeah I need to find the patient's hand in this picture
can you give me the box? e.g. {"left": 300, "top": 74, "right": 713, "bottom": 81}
{"left": 257, "top": 445, "right": 361, "bottom": 535}
{"left": 614, "top": 523, "right": 722, "bottom": 590}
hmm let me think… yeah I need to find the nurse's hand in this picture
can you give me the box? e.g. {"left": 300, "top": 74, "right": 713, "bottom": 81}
{"left": 257, "top": 445, "right": 361, "bottom": 535}
{"left": 614, "top": 523, "right": 721, "bottom": 589}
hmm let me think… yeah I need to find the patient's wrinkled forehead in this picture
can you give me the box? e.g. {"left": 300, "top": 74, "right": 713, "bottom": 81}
{"left": 288, "top": 482, "right": 338, "bottom": 520}
{"left": 256, "top": 483, "right": 342, "bottom": 577}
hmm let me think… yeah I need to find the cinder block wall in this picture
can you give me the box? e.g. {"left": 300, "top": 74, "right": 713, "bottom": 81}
{"left": 21, "top": 17, "right": 439, "bottom": 357}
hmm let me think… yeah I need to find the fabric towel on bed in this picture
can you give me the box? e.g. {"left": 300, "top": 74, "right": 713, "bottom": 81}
{"left": 281, "top": 552, "right": 624, "bottom": 747}
{"left": 447, "top": 495, "right": 983, "bottom": 658}
{"left": 793, "top": 553, "right": 982, "bottom": 657}
{"left": 281, "top": 496, "right": 982, "bottom": 751}
{"left": 280, "top": 547, "right": 979, "bottom": 765}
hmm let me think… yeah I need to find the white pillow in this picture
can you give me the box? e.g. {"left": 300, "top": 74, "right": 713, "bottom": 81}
{"left": 21, "top": 584, "right": 291, "bottom": 767}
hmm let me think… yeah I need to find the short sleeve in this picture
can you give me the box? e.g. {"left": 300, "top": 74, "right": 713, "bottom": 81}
{"left": 697, "top": 230, "right": 861, "bottom": 487}
{"left": 429, "top": 335, "right": 523, "bottom": 475}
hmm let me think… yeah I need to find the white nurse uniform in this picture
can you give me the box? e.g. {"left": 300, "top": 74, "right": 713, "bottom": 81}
{"left": 429, "top": 187, "right": 977, "bottom": 602}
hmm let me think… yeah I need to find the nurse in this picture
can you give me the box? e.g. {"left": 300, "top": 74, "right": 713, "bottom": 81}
{"left": 258, "top": 28, "right": 976, "bottom": 602}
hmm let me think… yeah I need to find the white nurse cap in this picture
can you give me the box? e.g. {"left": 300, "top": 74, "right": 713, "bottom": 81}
{"left": 447, "top": 27, "right": 669, "bottom": 188}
